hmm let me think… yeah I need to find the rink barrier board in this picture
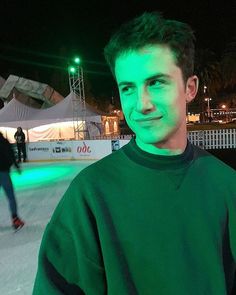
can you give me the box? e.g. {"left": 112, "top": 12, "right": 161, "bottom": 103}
{"left": 15, "top": 140, "right": 130, "bottom": 162}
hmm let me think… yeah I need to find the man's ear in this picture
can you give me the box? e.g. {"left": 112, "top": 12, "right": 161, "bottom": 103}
{"left": 186, "top": 75, "right": 199, "bottom": 103}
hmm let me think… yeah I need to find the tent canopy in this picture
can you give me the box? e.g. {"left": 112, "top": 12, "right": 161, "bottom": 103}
{"left": 0, "top": 92, "right": 101, "bottom": 129}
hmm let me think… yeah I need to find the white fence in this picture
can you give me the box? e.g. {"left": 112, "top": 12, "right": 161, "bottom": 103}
{"left": 188, "top": 129, "right": 236, "bottom": 149}
{"left": 94, "top": 129, "right": 236, "bottom": 149}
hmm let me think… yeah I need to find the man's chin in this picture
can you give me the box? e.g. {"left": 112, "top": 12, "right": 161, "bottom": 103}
{"left": 135, "top": 133, "right": 166, "bottom": 145}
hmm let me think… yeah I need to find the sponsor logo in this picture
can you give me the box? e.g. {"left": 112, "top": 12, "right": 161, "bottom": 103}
{"left": 29, "top": 147, "right": 49, "bottom": 152}
{"left": 77, "top": 142, "right": 91, "bottom": 154}
{"left": 52, "top": 147, "right": 72, "bottom": 153}
{"left": 111, "top": 140, "right": 120, "bottom": 152}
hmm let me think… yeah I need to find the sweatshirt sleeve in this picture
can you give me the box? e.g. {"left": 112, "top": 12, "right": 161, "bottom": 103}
{"left": 227, "top": 185, "right": 236, "bottom": 295}
{"left": 228, "top": 190, "right": 236, "bottom": 264}
{"left": 33, "top": 176, "right": 106, "bottom": 295}
{"left": 224, "top": 169, "right": 236, "bottom": 265}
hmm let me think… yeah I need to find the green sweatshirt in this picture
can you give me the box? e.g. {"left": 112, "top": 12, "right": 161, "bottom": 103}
{"left": 33, "top": 139, "right": 236, "bottom": 295}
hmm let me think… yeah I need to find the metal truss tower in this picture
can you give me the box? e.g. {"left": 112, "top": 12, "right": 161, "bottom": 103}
{"left": 68, "top": 64, "right": 89, "bottom": 139}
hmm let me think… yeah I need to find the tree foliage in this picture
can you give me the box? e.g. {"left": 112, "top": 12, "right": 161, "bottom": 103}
{"left": 221, "top": 38, "right": 236, "bottom": 90}
{"left": 194, "top": 48, "right": 222, "bottom": 98}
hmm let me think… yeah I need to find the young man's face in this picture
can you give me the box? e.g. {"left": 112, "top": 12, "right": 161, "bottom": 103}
{"left": 115, "top": 45, "right": 198, "bottom": 153}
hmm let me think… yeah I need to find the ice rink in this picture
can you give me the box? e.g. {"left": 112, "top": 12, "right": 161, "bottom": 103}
{"left": 0, "top": 160, "right": 95, "bottom": 295}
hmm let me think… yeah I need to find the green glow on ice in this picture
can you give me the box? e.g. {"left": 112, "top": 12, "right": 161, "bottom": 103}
{"left": 10, "top": 166, "right": 75, "bottom": 190}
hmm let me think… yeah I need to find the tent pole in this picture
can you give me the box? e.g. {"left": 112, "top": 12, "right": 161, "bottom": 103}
{"left": 26, "top": 129, "right": 29, "bottom": 143}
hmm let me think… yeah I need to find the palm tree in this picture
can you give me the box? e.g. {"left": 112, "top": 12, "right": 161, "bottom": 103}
{"left": 194, "top": 48, "right": 222, "bottom": 98}
{"left": 221, "top": 37, "right": 236, "bottom": 90}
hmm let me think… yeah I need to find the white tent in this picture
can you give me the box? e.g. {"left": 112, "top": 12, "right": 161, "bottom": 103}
{"left": 32, "top": 92, "right": 102, "bottom": 125}
{"left": 0, "top": 98, "right": 40, "bottom": 129}
{"left": 0, "top": 92, "right": 102, "bottom": 142}
{"left": 0, "top": 92, "right": 101, "bottom": 128}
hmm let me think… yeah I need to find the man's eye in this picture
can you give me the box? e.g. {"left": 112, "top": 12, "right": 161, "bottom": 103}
{"left": 121, "top": 86, "right": 134, "bottom": 94}
{"left": 149, "top": 79, "right": 165, "bottom": 87}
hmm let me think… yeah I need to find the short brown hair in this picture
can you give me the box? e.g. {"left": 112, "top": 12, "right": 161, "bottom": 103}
{"left": 104, "top": 11, "right": 195, "bottom": 83}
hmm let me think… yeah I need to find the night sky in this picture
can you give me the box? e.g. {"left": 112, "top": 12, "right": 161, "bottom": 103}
{"left": 0, "top": 0, "right": 235, "bottom": 99}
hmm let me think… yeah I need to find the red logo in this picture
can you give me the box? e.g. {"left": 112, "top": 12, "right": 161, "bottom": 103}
{"left": 77, "top": 142, "right": 91, "bottom": 153}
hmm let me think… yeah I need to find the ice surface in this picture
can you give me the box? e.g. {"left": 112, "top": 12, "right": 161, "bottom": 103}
{"left": 0, "top": 160, "right": 94, "bottom": 295}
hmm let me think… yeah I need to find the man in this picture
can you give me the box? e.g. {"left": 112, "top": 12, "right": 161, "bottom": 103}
{"left": 33, "top": 12, "right": 236, "bottom": 294}
{"left": 14, "top": 126, "right": 26, "bottom": 162}
{"left": 0, "top": 132, "right": 24, "bottom": 230}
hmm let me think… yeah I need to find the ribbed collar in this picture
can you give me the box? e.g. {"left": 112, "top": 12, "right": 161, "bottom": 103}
{"left": 122, "top": 137, "right": 195, "bottom": 170}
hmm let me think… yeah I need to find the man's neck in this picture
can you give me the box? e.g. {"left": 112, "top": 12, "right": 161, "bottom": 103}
{"left": 135, "top": 135, "right": 188, "bottom": 156}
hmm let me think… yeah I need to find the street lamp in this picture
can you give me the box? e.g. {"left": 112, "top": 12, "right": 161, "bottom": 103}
{"left": 204, "top": 97, "right": 212, "bottom": 120}
{"left": 221, "top": 104, "right": 227, "bottom": 122}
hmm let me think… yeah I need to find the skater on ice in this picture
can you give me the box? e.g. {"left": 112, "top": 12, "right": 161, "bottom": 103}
{"left": 0, "top": 132, "right": 24, "bottom": 231}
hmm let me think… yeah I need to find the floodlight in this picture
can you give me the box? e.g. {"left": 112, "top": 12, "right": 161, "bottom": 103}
{"left": 74, "top": 57, "right": 80, "bottom": 64}
{"left": 69, "top": 66, "right": 76, "bottom": 73}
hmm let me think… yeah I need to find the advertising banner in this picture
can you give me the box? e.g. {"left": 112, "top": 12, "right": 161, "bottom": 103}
{"left": 72, "top": 140, "right": 112, "bottom": 160}
{"left": 50, "top": 141, "right": 73, "bottom": 159}
{"left": 27, "top": 142, "right": 51, "bottom": 161}
{"left": 119, "top": 139, "right": 130, "bottom": 148}
{"left": 111, "top": 139, "right": 120, "bottom": 152}
{"left": 26, "top": 140, "right": 123, "bottom": 161}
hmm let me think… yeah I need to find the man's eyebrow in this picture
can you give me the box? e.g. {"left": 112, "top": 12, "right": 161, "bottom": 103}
{"left": 118, "top": 81, "right": 134, "bottom": 87}
{"left": 118, "top": 73, "right": 171, "bottom": 87}
{"left": 145, "top": 73, "right": 171, "bottom": 81}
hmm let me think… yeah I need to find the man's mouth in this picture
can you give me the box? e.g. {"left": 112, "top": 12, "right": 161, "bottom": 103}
{"left": 134, "top": 116, "right": 163, "bottom": 122}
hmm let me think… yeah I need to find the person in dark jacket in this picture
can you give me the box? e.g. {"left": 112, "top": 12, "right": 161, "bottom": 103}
{"left": 0, "top": 132, "right": 24, "bottom": 230}
{"left": 14, "top": 126, "right": 27, "bottom": 162}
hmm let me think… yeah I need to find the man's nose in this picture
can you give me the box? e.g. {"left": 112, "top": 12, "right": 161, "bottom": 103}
{"left": 135, "top": 88, "right": 155, "bottom": 114}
